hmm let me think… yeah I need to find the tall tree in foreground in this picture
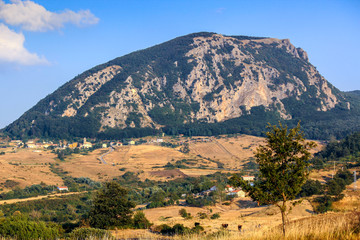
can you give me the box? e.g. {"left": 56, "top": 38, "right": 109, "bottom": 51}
{"left": 230, "top": 123, "right": 316, "bottom": 236}
{"left": 89, "top": 182, "right": 135, "bottom": 229}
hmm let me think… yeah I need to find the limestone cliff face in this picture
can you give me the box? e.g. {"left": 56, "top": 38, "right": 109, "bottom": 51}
{"left": 65, "top": 33, "right": 341, "bottom": 129}
{"left": 5, "top": 32, "right": 350, "bottom": 138}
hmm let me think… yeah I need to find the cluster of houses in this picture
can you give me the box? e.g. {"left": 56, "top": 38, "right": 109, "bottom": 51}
{"left": 184, "top": 175, "right": 255, "bottom": 199}
{"left": 8, "top": 137, "right": 168, "bottom": 151}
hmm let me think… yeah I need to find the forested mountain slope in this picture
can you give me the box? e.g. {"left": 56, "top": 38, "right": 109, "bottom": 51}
{"left": 3, "top": 32, "right": 360, "bottom": 140}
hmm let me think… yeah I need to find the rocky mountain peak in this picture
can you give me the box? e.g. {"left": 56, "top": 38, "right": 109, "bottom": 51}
{"left": 3, "top": 32, "right": 355, "bottom": 140}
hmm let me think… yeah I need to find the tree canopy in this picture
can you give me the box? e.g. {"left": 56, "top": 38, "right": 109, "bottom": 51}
{"left": 230, "top": 123, "right": 316, "bottom": 236}
{"left": 89, "top": 182, "right": 135, "bottom": 229}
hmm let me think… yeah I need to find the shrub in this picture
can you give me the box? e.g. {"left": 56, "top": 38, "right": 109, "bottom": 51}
{"left": 172, "top": 224, "right": 189, "bottom": 235}
{"left": 197, "top": 212, "right": 208, "bottom": 219}
{"left": 210, "top": 213, "right": 220, "bottom": 219}
{"left": 315, "top": 195, "right": 333, "bottom": 213}
{"left": 0, "top": 215, "right": 62, "bottom": 240}
{"left": 158, "top": 224, "right": 175, "bottom": 235}
{"left": 299, "top": 179, "right": 324, "bottom": 197}
{"left": 68, "top": 227, "right": 114, "bottom": 240}
{"left": 133, "top": 211, "right": 152, "bottom": 229}
{"left": 191, "top": 225, "right": 204, "bottom": 234}
{"left": 179, "top": 208, "right": 192, "bottom": 219}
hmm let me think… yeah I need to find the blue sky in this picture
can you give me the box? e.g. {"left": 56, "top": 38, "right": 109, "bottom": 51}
{"left": 0, "top": 0, "right": 359, "bottom": 128}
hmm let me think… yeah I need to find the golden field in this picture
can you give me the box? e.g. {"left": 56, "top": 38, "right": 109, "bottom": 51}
{"left": 0, "top": 134, "right": 281, "bottom": 189}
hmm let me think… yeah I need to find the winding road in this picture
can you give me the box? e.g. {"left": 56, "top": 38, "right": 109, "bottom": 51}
{"left": 98, "top": 144, "right": 115, "bottom": 164}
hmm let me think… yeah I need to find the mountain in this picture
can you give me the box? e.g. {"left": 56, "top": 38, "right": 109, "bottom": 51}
{"left": 3, "top": 32, "right": 360, "bottom": 140}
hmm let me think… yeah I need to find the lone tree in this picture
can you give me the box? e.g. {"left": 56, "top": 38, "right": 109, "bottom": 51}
{"left": 230, "top": 123, "right": 316, "bottom": 236}
{"left": 89, "top": 181, "right": 135, "bottom": 229}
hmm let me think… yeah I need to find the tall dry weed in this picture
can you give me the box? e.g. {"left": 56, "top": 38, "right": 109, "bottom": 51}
{"left": 175, "top": 212, "right": 360, "bottom": 240}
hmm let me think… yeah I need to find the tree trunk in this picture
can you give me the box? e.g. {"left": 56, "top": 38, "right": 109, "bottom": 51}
{"left": 281, "top": 208, "right": 286, "bottom": 237}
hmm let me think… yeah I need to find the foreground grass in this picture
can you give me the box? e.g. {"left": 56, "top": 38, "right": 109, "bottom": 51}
{"left": 179, "top": 212, "right": 360, "bottom": 240}
{"left": 116, "top": 211, "right": 360, "bottom": 240}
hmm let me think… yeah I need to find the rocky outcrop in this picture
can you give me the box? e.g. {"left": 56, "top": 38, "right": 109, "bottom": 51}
{"left": 5, "top": 32, "right": 350, "bottom": 139}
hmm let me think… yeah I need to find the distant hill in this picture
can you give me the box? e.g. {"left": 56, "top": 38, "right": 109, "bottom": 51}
{"left": 3, "top": 32, "right": 360, "bottom": 140}
{"left": 346, "top": 90, "right": 360, "bottom": 96}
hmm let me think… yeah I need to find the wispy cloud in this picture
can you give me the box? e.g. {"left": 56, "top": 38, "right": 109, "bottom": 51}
{"left": 0, "top": 23, "right": 48, "bottom": 65}
{"left": 0, "top": 0, "right": 99, "bottom": 32}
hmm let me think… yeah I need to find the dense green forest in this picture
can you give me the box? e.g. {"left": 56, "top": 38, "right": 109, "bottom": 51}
{"left": 311, "top": 131, "right": 360, "bottom": 169}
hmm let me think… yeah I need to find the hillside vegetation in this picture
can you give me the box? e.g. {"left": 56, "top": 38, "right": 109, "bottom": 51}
{"left": 3, "top": 32, "right": 360, "bottom": 140}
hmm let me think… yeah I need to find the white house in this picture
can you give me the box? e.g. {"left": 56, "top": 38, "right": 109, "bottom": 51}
{"left": 57, "top": 186, "right": 69, "bottom": 191}
{"left": 227, "top": 189, "right": 246, "bottom": 198}
{"left": 242, "top": 175, "right": 255, "bottom": 181}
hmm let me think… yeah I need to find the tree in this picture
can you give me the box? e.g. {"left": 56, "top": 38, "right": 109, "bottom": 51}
{"left": 89, "top": 182, "right": 135, "bottom": 229}
{"left": 230, "top": 123, "right": 316, "bottom": 236}
{"left": 299, "top": 179, "right": 324, "bottom": 197}
{"left": 133, "top": 211, "right": 152, "bottom": 229}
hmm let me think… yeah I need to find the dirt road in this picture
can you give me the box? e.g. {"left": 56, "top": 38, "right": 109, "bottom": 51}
{"left": 0, "top": 191, "right": 87, "bottom": 205}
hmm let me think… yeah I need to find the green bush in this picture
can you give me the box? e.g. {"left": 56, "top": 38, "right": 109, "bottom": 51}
{"left": 133, "top": 211, "right": 152, "bottom": 229}
{"left": 210, "top": 213, "right": 220, "bottom": 219}
{"left": 155, "top": 223, "right": 203, "bottom": 236}
{"left": 158, "top": 224, "right": 175, "bottom": 235}
{"left": 68, "top": 227, "right": 114, "bottom": 240}
{"left": 197, "top": 212, "right": 208, "bottom": 219}
{"left": 315, "top": 195, "right": 333, "bottom": 213}
{"left": 299, "top": 179, "right": 324, "bottom": 197}
{"left": 0, "top": 215, "right": 62, "bottom": 240}
{"left": 179, "top": 208, "right": 192, "bottom": 219}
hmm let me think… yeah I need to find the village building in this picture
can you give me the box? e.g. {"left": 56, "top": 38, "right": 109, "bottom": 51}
{"left": 57, "top": 186, "right": 69, "bottom": 191}
{"left": 242, "top": 175, "right": 255, "bottom": 181}
{"left": 68, "top": 142, "right": 78, "bottom": 149}
{"left": 82, "top": 138, "right": 93, "bottom": 148}
{"left": 227, "top": 189, "right": 246, "bottom": 198}
{"left": 27, "top": 143, "right": 37, "bottom": 149}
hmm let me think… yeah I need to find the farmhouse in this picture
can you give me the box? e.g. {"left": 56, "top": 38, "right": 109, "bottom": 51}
{"left": 227, "top": 189, "right": 246, "bottom": 198}
{"left": 57, "top": 186, "right": 69, "bottom": 191}
{"left": 82, "top": 138, "right": 93, "bottom": 148}
{"left": 242, "top": 175, "right": 255, "bottom": 181}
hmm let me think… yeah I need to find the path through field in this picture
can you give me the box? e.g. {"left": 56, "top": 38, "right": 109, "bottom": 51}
{"left": 0, "top": 191, "right": 86, "bottom": 205}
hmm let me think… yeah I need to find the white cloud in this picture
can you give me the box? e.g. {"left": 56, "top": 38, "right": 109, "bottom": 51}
{"left": 0, "top": 0, "right": 99, "bottom": 32}
{"left": 0, "top": 23, "right": 48, "bottom": 65}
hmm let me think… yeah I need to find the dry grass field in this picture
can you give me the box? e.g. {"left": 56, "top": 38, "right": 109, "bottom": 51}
{"left": 59, "top": 148, "right": 122, "bottom": 182}
{"left": 189, "top": 135, "right": 264, "bottom": 170}
{"left": 112, "top": 197, "right": 360, "bottom": 240}
{"left": 111, "top": 188, "right": 360, "bottom": 240}
{"left": 0, "top": 134, "right": 324, "bottom": 189}
{"left": 141, "top": 199, "right": 314, "bottom": 233}
{"left": 0, "top": 148, "right": 63, "bottom": 189}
